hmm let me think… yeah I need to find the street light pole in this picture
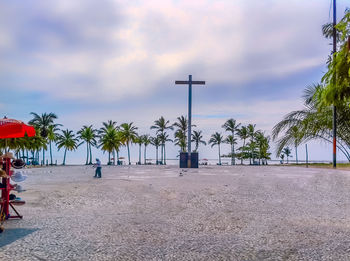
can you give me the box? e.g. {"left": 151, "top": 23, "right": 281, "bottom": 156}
{"left": 333, "top": 0, "right": 337, "bottom": 168}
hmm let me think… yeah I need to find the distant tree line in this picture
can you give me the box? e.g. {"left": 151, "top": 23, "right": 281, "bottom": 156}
{"left": 0, "top": 113, "right": 271, "bottom": 166}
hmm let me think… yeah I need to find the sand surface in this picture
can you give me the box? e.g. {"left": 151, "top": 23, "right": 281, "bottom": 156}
{"left": 1, "top": 165, "right": 350, "bottom": 260}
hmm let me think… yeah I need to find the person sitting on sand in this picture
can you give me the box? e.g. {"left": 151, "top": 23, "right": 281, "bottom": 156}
{"left": 93, "top": 158, "right": 102, "bottom": 178}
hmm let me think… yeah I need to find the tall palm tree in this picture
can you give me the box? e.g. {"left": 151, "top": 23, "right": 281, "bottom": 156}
{"left": 224, "top": 135, "right": 237, "bottom": 165}
{"left": 246, "top": 124, "right": 257, "bottom": 164}
{"left": 158, "top": 132, "right": 172, "bottom": 165}
{"left": 142, "top": 135, "right": 151, "bottom": 164}
{"left": 47, "top": 124, "right": 61, "bottom": 165}
{"left": 151, "top": 135, "right": 161, "bottom": 164}
{"left": 151, "top": 116, "right": 173, "bottom": 164}
{"left": 99, "top": 121, "right": 119, "bottom": 164}
{"left": 29, "top": 112, "right": 58, "bottom": 165}
{"left": 135, "top": 135, "right": 143, "bottom": 165}
{"left": 222, "top": 119, "right": 241, "bottom": 165}
{"left": 209, "top": 132, "right": 224, "bottom": 165}
{"left": 191, "top": 130, "right": 206, "bottom": 152}
{"left": 56, "top": 129, "right": 79, "bottom": 165}
{"left": 237, "top": 126, "right": 249, "bottom": 165}
{"left": 77, "top": 125, "right": 97, "bottom": 165}
{"left": 120, "top": 122, "right": 138, "bottom": 165}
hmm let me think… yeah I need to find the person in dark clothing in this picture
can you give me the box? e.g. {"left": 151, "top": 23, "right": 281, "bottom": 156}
{"left": 94, "top": 158, "right": 102, "bottom": 178}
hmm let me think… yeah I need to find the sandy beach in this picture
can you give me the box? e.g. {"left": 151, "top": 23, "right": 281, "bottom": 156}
{"left": 1, "top": 165, "right": 350, "bottom": 260}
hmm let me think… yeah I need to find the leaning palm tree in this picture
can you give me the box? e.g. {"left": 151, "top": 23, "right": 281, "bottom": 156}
{"left": 77, "top": 125, "right": 97, "bottom": 165}
{"left": 47, "top": 124, "right": 61, "bottom": 165}
{"left": 56, "top": 129, "right": 79, "bottom": 165}
{"left": 237, "top": 126, "right": 249, "bottom": 164}
{"left": 209, "top": 132, "right": 224, "bottom": 165}
{"left": 224, "top": 135, "right": 237, "bottom": 165}
{"left": 272, "top": 84, "right": 350, "bottom": 162}
{"left": 191, "top": 130, "right": 206, "bottom": 152}
{"left": 222, "top": 119, "right": 241, "bottom": 165}
{"left": 120, "top": 123, "right": 138, "bottom": 165}
{"left": 142, "top": 135, "right": 151, "bottom": 164}
{"left": 29, "top": 112, "right": 58, "bottom": 165}
{"left": 151, "top": 116, "right": 173, "bottom": 164}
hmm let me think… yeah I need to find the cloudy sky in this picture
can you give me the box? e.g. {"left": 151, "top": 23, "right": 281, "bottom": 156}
{"left": 0, "top": 0, "right": 348, "bottom": 164}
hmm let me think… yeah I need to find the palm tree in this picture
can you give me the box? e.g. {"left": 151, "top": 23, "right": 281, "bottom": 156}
{"left": 191, "top": 130, "right": 206, "bottom": 152}
{"left": 282, "top": 147, "right": 292, "bottom": 164}
{"left": 237, "top": 126, "right": 249, "bottom": 165}
{"left": 247, "top": 124, "right": 257, "bottom": 164}
{"left": 222, "top": 119, "right": 241, "bottom": 165}
{"left": 151, "top": 116, "right": 173, "bottom": 164}
{"left": 99, "top": 126, "right": 119, "bottom": 165}
{"left": 272, "top": 84, "right": 350, "bottom": 162}
{"left": 56, "top": 129, "right": 79, "bottom": 165}
{"left": 47, "top": 125, "right": 61, "bottom": 165}
{"left": 173, "top": 116, "right": 190, "bottom": 153}
{"left": 142, "top": 135, "right": 151, "bottom": 164}
{"left": 120, "top": 123, "right": 138, "bottom": 165}
{"left": 209, "top": 132, "right": 224, "bottom": 165}
{"left": 29, "top": 112, "right": 58, "bottom": 165}
{"left": 224, "top": 135, "right": 237, "bottom": 164}
{"left": 151, "top": 135, "right": 161, "bottom": 165}
{"left": 99, "top": 121, "right": 119, "bottom": 164}
{"left": 255, "top": 131, "right": 270, "bottom": 165}
{"left": 158, "top": 132, "right": 172, "bottom": 165}
{"left": 135, "top": 135, "right": 143, "bottom": 165}
{"left": 77, "top": 125, "right": 97, "bottom": 165}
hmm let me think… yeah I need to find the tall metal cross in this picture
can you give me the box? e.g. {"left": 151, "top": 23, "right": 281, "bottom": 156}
{"left": 175, "top": 75, "right": 205, "bottom": 156}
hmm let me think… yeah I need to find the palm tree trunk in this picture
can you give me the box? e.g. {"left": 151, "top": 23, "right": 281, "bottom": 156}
{"left": 63, "top": 148, "right": 67, "bottom": 165}
{"left": 139, "top": 144, "right": 141, "bottom": 164}
{"left": 241, "top": 139, "right": 246, "bottom": 165}
{"left": 144, "top": 145, "right": 147, "bottom": 165}
{"left": 295, "top": 145, "right": 298, "bottom": 164}
{"left": 49, "top": 141, "right": 53, "bottom": 165}
{"left": 116, "top": 150, "right": 119, "bottom": 165}
{"left": 113, "top": 150, "right": 115, "bottom": 165}
{"left": 89, "top": 143, "right": 93, "bottom": 164}
{"left": 127, "top": 142, "right": 131, "bottom": 165}
{"left": 218, "top": 144, "right": 221, "bottom": 165}
{"left": 164, "top": 144, "right": 167, "bottom": 165}
{"left": 231, "top": 144, "right": 234, "bottom": 165}
{"left": 42, "top": 148, "right": 45, "bottom": 165}
{"left": 161, "top": 144, "right": 164, "bottom": 164}
{"left": 108, "top": 151, "right": 111, "bottom": 164}
{"left": 156, "top": 146, "right": 158, "bottom": 165}
{"left": 86, "top": 143, "right": 89, "bottom": 165}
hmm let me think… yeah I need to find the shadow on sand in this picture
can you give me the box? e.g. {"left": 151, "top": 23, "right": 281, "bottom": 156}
{"left": 0, "top": 228, "right": 38, "bottom": 248}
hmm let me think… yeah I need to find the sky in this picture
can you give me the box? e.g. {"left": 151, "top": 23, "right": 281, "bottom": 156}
{"left": 0, "top": 0, "right": 349, "bottom": 164}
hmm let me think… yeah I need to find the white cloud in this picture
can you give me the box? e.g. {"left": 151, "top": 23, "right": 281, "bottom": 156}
{"left": 0, "top": 0, "right": 333, "bottom": 101}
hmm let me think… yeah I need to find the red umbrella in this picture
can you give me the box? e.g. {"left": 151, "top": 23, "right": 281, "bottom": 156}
{"left": 0, "top": 118, "right": 35, "bottom": 139}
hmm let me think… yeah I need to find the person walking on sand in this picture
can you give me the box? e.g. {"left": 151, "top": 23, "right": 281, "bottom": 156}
{"left": 94, "top": 158, "right": 102, "bottom": 178}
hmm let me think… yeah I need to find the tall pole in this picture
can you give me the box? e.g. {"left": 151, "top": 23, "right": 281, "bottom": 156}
{"left": 333, "top": 0, "right": 337, "bottom": 168}
{"left": 188, "top": 75, "right": 192, "bottom": 155}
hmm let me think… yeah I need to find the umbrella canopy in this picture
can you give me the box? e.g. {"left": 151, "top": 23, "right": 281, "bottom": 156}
{"left": 0, "top": 118, "right": 36, "bottom": 139}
